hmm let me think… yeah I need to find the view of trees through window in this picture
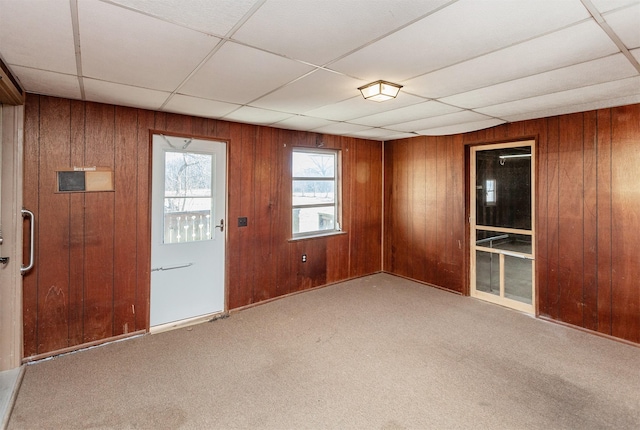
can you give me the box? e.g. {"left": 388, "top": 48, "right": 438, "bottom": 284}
{"left": 292, "top": 149, "right": 339, "bottom": 236}
{"left": 163, "top": 151, "right": 214, "bottom": 243}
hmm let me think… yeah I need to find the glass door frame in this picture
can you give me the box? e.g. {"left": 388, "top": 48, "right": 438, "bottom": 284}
{"left": 470, "top": 140, "right": 536, "bottom": 314}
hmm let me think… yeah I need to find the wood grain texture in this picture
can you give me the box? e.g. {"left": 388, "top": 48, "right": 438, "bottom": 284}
{"left": 610, "top": 104, "right": 640, "bottom": 343}
{"left": 22, "top": 94, "right": 39, "bottom": 357}
{"left": 557, "top": 113, "right": 584, "bottom": 327}
{"left": 23, "top": 95, "right": 383, "bottom": 357}
{"left": 595, "top": 109, "right": 612, "bottom": 335}
{"left": 83, "top": 102, "right": 115, "bottom": 343}
{"left": 386, "top": 104, "right": 640, "bottom": 344}
{"left": 36, "top": 96, "right": 72, "bottom": 353}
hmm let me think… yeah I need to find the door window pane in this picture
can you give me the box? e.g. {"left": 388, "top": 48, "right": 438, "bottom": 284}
{"left": 476, "top": 230, "right": 532, "bottom": 254}
{"left": 475, "top": 146, "right": 531, "bottom": 229}
{"left": 476, "top": 250, "right": 499, "bottom": 296}
{"left": 164, "top": 151, "right": 214, "bottom": 243}
{"left": 504, "top": 255, "right": 533, "bottom": 304}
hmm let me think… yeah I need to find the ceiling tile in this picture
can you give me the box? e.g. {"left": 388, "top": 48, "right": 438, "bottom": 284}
{"left": 388, "top": 110, "right": 494, "bottom": 133}
{"left": 106, "top": 0, "right": 259, "bottom": 36}
{"left": 311, "top": 122, "right": 372, "bottom": 136}
{"left": 590, "top": 0, "right": 639, "bottom": 13}
{"left": 249, "top": 69, "right": 367, "bottom": 113}
{"left": 632, "top": 47, "right": 640, "bottom": 62}
{"left": 603, "top": 3, "right": 640, "bottom": 49}
{"left": 163, "top": 94, "right": 239, "bottom": 118}
{"left": 352, "top": 101, "right": 461, "bottom": 128}
{"left": 406, "top": 21, "right": 619, "bottom": 99}
{"left": 476, "top": 76, "right": 640, "bottom": 118}
{"left": 502, "top": 94, "right": 640, "bottom": 123}
{"left": 232, "top": 0, "right": 451, "bottom": 65}
{"left": 330, "top": 0, "right": 590, "bottom": 81}
{"left": 180, "top": 42, "right": 314, "bottom": 104}
{"left": 416, "top": 118, "right": 506, "bottom": 136}
{"left": 79, "top": 0, "right": 220, "bottom": 91}
{"left": 9, "top": 66, "right": 81, "bottom": 100}
{"left": 84, "top": 79, "right": 170, "bottom": 111}
{"left": 272, "top": 116, "right": 335, "bottom": 132}
{"left": 347, "top": 128, "right": 410, "bottom": 141}
{"left": 0, "top": 0, "right": 76, "bottom": 74}
{"left": 271, "top": 115, "right": 331, "bottom": 130}
{"left": 305, "top": 94, "right": 426, "bottom": 122}
{"left": 440, "top": 54, "right": 638, "bottom": 109}
{"left": 224, "top": 106, "right": 293, "bottom": 125}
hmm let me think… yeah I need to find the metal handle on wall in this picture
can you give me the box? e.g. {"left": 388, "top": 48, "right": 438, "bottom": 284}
{"left": 21, "top": 209, "right": 34, "bottom": 275}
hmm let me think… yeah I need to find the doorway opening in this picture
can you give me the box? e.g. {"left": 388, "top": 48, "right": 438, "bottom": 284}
{"left": 470, "top": 140, "right": 535, "bottom": 314}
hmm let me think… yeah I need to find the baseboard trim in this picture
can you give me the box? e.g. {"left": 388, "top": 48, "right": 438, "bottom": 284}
{"left": 22, "top": 330, "right": 147, "bottom": 363}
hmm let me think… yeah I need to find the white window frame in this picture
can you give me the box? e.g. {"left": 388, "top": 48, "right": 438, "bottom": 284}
{"left": 485, "top": 178, "right": 497, "bottom": 206}
{"left": 291, "top": 147, "right": 341, "bottom": 238}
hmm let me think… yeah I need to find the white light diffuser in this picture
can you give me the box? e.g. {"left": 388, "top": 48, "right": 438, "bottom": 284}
{"left": 358, "top": 80, "right": 402, "bottom": 102}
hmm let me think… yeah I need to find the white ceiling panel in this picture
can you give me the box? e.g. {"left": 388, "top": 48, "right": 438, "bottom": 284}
{"left": 330, "top": 0, "right": 590, "bottom": 81}
{"left": 602, "top": 3, "right": 640, "bottom": 49}
{"left": 311, "top": 122, "right": 372, "bottom": 136}
{"left": 405, "top": 21, "right": 619, "bottom": 99}
{"left": 79, "top": 0, "right": 221, "bottom": 91}
{"left": 353, "top": 101, "right": 462, "bottom": 128}
{"left": 0, "top": 0, "right": 76, "bottom": 74}
{"left": 2, "top": 0, "right": 639, "bottom": 141}
{"left": 305, "top": 94, "right": 426, "bottom": 122}
{"left": 180, "top": 42, "right": 314, "bottom": 104}
{"left": 440, "top": 54, "right": 638, "bottom": 109}
{"left": 232, "top": 0, "right": 452, "bottom": 66}
{"left": 250, "top": 69, "right": 367, "bottom": 113}
{"left": 477, "top": 76, "right": 640, "bottom": 118}
{"left": 271, "top": 115, "right": 335, "bottom": 132}
{"left": 106, "top": 0, "right": 260, "bottom": 36}
{"left": 9, "top": 66, "right": 81, "bottom": 100}
{"left": 224, "top": 106, "right": 293, "bottom": 125}
{"left": 591, "top": 0, "right": 640, "bottom": 13}
{"left": 84, "top": 79, "right": 170, "bottom": 111}
{"left": 417, "top": 118, "right": 506, "bottom": 136}
{"left": 347, "top": 128, "right": 411, "bottom": 141}
{"left": 388, "top": 110, "right": 494, "bottom": 133}
{"left": 502, "top": 94, "right": 640, "bottom": 123}
{"left": 163, "top": 94, "right": 239, "bottom": 118}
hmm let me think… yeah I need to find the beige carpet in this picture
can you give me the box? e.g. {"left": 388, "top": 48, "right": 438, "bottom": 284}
{"left": 8, "top": 273, "right": 640, "bottom": 429}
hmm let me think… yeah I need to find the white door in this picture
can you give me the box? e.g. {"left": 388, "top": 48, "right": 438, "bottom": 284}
{"left": 150, "top": 135, "right": 226, "bottom": 328}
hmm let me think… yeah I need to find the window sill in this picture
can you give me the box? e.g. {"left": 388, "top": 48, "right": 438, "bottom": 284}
{"left": 288, "top": 231, "right": 347, "bottom": 242}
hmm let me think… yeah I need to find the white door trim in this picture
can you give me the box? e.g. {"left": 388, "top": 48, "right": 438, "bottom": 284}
{"left": 0, "top": 105, "right": 24, "bottom": 371}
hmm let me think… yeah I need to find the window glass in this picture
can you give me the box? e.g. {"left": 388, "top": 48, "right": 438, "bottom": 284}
{"left": 163, "top": 151, "right": 214, "bottom": 243}
{"left": 292, "top": 149, "right": 340, "bottom": 237}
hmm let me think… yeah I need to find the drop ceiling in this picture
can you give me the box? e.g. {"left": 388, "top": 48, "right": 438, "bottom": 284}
{"left": 1, "top": 0, "right": 639, "bottom": 141}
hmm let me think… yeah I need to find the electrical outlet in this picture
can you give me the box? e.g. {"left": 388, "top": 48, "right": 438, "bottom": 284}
{"left": 301, "top": 254, "right": 307, "bottom": 263}
{"left": 238, "top": 217, "right": 248, "bottom": 227}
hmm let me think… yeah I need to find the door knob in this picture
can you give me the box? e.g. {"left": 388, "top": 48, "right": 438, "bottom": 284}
{"left": 0, "top": 257, "right": 9, "bottom": 266}
{"left": 215, "top": 219, "right": 224, "bottom": 232}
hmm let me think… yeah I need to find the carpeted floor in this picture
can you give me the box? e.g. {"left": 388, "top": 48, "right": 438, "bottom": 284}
{"left": 8, "top": 273, "right": 640, "bottom": 429}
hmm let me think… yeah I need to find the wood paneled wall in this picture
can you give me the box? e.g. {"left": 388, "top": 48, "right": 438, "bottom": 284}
{"left": 384, "top": 104, "right": 640, "bottom": 344}
{"left": 22, "top": 95, "right": 382, "bottom": 358}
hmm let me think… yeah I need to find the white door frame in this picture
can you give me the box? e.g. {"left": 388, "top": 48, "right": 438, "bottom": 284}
{"left": 0, "top": 105, "right": 24, "bottom": 370}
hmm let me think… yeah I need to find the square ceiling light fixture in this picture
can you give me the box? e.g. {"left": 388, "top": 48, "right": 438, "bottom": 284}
{"left": 358, "top": 80, "right": 402, "bottom": 102}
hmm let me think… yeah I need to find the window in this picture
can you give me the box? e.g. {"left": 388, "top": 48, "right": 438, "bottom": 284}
{"left": 485, "top": 179, "right": 496, "bottom": 205}
{"left": 292, "top": 148, "right": 340, "bottom": 237}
